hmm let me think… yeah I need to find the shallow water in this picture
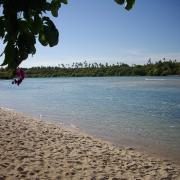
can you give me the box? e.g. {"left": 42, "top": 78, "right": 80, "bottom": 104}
{"left": 0, "top": 76, "right": 180, "bottom": 163}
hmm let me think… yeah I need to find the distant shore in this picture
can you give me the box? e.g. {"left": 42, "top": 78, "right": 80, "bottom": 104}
{"left": 0, "top": 60, "right": 179, "bottom": 79}
{"left": 0, "top": 107, "right": 180, "bottom": 179}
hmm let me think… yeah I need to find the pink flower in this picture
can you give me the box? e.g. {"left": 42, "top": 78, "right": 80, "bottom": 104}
{"left": 12, "top": 68, "right": 26, "bottom": 86}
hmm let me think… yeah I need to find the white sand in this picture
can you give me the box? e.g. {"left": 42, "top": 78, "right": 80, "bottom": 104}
{"left": 0, "top": 108, "right": 180, "bottom": 180}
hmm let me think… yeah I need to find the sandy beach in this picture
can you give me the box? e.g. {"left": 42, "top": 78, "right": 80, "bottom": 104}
{"left": 0, "top": 108, "right": 180, "bottom": 180}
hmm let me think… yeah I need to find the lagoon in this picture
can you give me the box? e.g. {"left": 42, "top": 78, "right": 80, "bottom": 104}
{"left": 0, "top": 76, "right": 180, "bottom": 163}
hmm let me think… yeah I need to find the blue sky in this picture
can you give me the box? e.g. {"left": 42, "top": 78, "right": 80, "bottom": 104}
{"left": 1, "top": 0, "right": 180, "bottom": 67}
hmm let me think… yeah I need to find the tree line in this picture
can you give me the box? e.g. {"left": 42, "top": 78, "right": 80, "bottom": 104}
{"left": 0, "top": 59, "right": 179, "bottom": 79}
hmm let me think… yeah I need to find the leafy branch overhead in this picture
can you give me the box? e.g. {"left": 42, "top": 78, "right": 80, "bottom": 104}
{"left": 0, "top": 0, "right": 135, "bottom": 72}
{"left": 115, "top": 0, "right": 135, "bottom": 11}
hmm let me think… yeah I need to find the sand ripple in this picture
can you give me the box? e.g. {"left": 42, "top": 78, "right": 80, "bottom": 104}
{"left": 0, "top": 108, "right": 180, "bottom": 180}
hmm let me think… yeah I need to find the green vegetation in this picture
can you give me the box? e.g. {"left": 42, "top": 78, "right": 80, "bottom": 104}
{"left": 0, "top": 59, "right": 179, "bottom": 79}
{"left": 0, "top": 0, "right": 135, "bottom": 73}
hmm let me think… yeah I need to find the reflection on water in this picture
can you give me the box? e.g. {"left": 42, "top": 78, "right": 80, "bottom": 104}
{"left": 0, "top": 76, "right": 180, "bottom": 163}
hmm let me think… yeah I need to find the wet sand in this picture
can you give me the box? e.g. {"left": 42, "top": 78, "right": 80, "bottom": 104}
{"left": 0, "top": 107, "right": 180, "bottom": 179}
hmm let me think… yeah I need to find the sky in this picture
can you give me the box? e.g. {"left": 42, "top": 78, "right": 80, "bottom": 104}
{"left": 1, "top": 0, "right": 180, "bottom": 67}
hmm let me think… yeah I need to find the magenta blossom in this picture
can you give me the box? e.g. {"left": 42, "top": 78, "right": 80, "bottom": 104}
{"left": 12, "top": 68, "right": 26, "bottom": 86}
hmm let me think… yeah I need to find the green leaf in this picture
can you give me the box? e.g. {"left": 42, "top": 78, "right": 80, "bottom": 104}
{"left": 18, "top": 50, "right": 29, "bottom": 60}
{"left": 32, "top": 14, "right": 43, "bottom": 34}
{"left": 16, "top": 32, "right": 36, "bottom": 62}
{"left": 43, "top": 17, "right": 56, "bottom": 29}
{"left": 1, "top": 42, "right": 18, "bottom": 69}
{"left": 51, "top": 6, "right": 59, "bottom": 17}
{"left": 30, "top": 0, "right": 46, "bottom": 11}
{"left": 1, "top": 42, "right": 13, "bottom": 66}
{"left": 39, "top": 29, "right": 48, "bottom": 46}
{"left": 60, "top": 0, "right": 68, "bottom": 4}
{"left": 45, "top": 2, "right": 51, "bottom": 11}
{"left": 30, "top": 46, "right": 36, "bottom": 55}
{"left": 46, "top": 27, "right": 59, "bottom": 47}
{"left": 17, "top": 32, "right": 35, "bottom": 49}
{"left": 3, "top": 34, "right": 10, "bottom": 44}
{"left": 42, "top": 17, "right": 59, "bottom": 47}
{"left": 0, "top": 17, "right": 5, "bottom": 38}
{"left": 51, "top": 0, "right": 61, "bottom": 17}
{"left": 115, "top": 0, "right": 135, "bottom": 10}
{"left": 18, "top": 20, "right": 29, "bottom": 32}
{"left": 114, "top": 0, "right": 125, "bottom": 5}
{"left": 125, "top": 0, "right": 135, "bottom": 10}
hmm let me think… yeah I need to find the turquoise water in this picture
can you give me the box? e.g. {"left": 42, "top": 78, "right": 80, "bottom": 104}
{"left": 0, "top": 77, "right": 180, "bottom": 163}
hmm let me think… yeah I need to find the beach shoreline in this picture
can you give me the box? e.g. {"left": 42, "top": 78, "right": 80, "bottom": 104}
{"left": 0, "top": 107, "right": 180, "bottom": 179}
